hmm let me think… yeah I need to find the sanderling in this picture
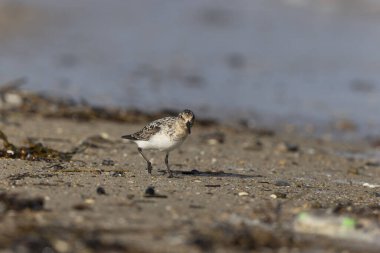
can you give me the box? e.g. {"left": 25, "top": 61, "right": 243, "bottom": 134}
{"left": 122, "top": 109, "right": 195, "bottom": 178}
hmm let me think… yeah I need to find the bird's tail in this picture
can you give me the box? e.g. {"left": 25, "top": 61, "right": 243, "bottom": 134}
{"left": 121, "top": 134, "right": 137, "bottom": 140}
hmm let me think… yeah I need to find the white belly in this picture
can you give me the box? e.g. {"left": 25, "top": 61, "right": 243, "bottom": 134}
{"left": 135, "top": 133, "right": 184, "bottom": 151}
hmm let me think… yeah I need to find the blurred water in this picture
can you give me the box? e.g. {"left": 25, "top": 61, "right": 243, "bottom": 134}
{"left": 1, "top": 0, "right": 380, "bottom": 131}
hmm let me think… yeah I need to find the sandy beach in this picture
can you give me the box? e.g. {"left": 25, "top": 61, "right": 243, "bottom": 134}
{"left": 1, "top": 1, "right": 380, "bottom": 252}
{"left": 0, "top": 94, "right": 379, "bottom": 252}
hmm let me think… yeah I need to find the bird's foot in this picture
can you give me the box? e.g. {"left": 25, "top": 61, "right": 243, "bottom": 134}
{"left": 167, "top": 171, "right": 174, "bottom": 178}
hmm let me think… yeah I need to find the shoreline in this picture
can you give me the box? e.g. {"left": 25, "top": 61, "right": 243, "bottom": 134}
{"left": 2, "top": 83, "right": 378, "bottom": 143}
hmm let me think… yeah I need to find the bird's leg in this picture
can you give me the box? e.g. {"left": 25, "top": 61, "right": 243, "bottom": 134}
{"left": 138, "top": 148, "right": 152, "bottom": 174}
{"left": 165, "top": 152, "right": 173, "bottom": 178}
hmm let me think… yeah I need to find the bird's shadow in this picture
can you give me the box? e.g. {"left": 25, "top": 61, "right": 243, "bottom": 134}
{"left": 158, "top": 169, "right": 261, "bottom": 178}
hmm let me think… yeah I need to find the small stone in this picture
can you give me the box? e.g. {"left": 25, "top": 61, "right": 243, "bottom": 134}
{"left": 96, "top": 186, "right": 106, "bottom": 195}
{"left": 363, "top": 183, "right": 380, "bottom": 188}
{"left": 276, "top": 142, "right": 299, "bottom": 152}
{"left": 6, "top": 150, "right": 15, "bottom": 155}
{"left": 274, "top": 180, "right": 290, "bottom": 187}
{"left": 201, "top": 132, "right": 225, "bottom": 145}
{"left": 145, "top": 186, "right": 155, "bottom": 196}
{"left": 144, "top": 186, "right": 167, "bottom": 198}
{"left": 4, "top": 93, "right": 23, "bottom": 106}
{"left": 84, "top": 198, "right": 95, "bottom": 204}
{"left": 53, "top": 239, "right": 70, "bottom": 253}
{"left": 365, "top": 161, "right": 380, "bottom": 167}
{"left": 238, "top": 192, "right": 249, "bottom": 196}
{"left": 110, "top": 171, "right": 125, "bottom": 177}
{"left": 205, "top": 184, "right": 221, "bottom": 188}
{"left": 270, "top": 194, "right": 277, "bottom": 199}
{"left": 50, "top": 164, "right": 66, "bottom": 170}
{"left": 273, "top": 192, "right": 287, "bottom": 199}
{"left": 100, "top": 132, "right": 110, "bottom": 139}
{"left": 375, "top": 192, "right": 380, "bottom": 197}
{"left": 73, "top": 203, "right": 91, "bottom": 211}
{"left": 307, "top": 148, "right": 316, "bottom": 155}
{"left": 102, "top": 159, "right": 115, "bottom": 166}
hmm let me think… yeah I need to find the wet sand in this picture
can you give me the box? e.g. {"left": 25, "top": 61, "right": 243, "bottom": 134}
{"left": 0, "top": 110, "right": 380, "bottom": 252}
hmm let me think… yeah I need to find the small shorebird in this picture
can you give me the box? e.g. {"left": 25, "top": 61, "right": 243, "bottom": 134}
{"left": 122, "top": 109, "right": 195, "bottom": 178}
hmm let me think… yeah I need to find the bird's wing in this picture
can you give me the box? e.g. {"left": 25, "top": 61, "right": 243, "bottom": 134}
{"left": 121, "top": 118, "right": 170, "bottom": 141}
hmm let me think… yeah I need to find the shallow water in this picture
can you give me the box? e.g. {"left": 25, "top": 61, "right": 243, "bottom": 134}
{"left": 1, "top": 0, "right": 380, "bottom": 133}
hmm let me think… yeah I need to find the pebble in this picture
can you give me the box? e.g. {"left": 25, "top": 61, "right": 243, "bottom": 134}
{"left": 96, "top": 186, "right": 106, "bottom": 195}
{"left": 274, "top": 180, "right": 291, "bottom": 187}
{"left": 201, "top": 132, "right": 225, "bottom": 145}
{"left": 238, "top": 192, "right": 249, "bottom": 196}
{"left": 84, "top": 198, "right": 95, "bottom": 204}
{"left": 276, "top": 142, "right": 299, "bottom": 152}
{"left": 205, "top": 184, "right": 221, "bottom": 188}
{"left": 102, "top": 159, "right": 115, "bottom": 166}
{"left": 72, "top": 203, "right": 91, "bottom": 211}
{"left": 144, "top": 186, "right": 167, "bottom": 198}
{"left": 100, "top": 132, "right": 109, "bottom": 139}
{"left": 110, "top": 171, "right": 125, "bottom": 177}
{"left": 145, "top": 186, "right": 155, "bottom": 196}
{"left": 4, "top": 93, "right": 23, "bottom": 106}
{"left": 365, "top": 161, "right": 380, "bottom": 167}
{"left": 53, "top": 239, "right": 70, "bottom": 253}
{"left": 49, "top": 164, "right": 66, "bottom": 170}
{"left": 6, "top": 150, "right": 15, "bottom": 155}
{"left": 363, "top": 183, "right": 380, "bottom": 188}
{"left": 271, "top": 192, "right": 287, "bottom": 199}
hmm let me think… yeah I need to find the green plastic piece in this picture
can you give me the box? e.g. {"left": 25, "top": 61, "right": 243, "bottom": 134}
{"left": 342, "top": 217, "right": 356, "bottom": 229}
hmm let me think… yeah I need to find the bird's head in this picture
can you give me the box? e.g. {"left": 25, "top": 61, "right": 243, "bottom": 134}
{"left": 178, "top": 109, "right": 195, "bottom": 134}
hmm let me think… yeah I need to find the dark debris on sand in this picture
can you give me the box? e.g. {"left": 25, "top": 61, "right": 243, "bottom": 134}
{"left": 0, "top": 79, "right": 216, "bottom": 126}
{"left": 0, "top": 129, "right": 85, "bottom": 162}
{"left": 0, "top": 191, "right": 44, "bottom": 212}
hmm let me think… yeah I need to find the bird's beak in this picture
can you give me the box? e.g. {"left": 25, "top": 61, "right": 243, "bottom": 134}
{"left": 186, "top": 122, "right": 191, "bottom": 134}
